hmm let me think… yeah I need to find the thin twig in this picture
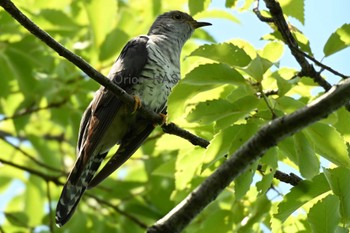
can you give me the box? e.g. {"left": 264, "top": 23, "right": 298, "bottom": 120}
{"left": 253, "top": 0, "right": 274, "bottom": 22}
{"left": 0, "top": 99, "right": 68, "bottom": 122}
{"left": 257, "top": 83, "right": 277, "bottom": 119}
{"left": 46, "top": 181, "right": 55, "bottom": 233}
{"left": 162, "top": 123, "right": 210, "bottom": 148}
{"left": 0, "top": 134, "right": 64, "bottom": 174}
{"left": 300, "top": 51, "right": 349, "bottom": 79}
{"left": 86, "top": 193, "right": 149, "bottom": 229}
{"left": 255, "top": 0, "right": 333, "bottom": 91}
{"left": 0, "top": 158, "right": 63, "bottom": 185}
{"left": 257, "top": 164, "right": 302, "bottom": 186}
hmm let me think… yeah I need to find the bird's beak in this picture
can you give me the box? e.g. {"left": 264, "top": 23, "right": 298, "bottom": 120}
{"left": 191, "top": 20, "right": 212, "bottom": 29}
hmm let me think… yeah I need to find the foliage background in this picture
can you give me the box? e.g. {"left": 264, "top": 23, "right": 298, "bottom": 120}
{"left": 1, "top": 0, "right": 350, "bottom": 232}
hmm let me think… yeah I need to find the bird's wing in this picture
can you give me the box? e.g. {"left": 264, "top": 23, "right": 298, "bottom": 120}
{"left": 71, "top": 35, "right": 150, "bottom": 185}
{"left": 87, "top": 118, "right": 156, "bottom": 189}
{"left": 56, "top": 36, "right": 150, "bottom": 227}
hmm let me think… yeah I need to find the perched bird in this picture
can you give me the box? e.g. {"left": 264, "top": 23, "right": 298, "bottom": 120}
{"left": 55, "top": 10, "right": 211, "bottom": 227}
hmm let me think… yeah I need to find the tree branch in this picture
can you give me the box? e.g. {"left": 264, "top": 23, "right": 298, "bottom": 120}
{"left": 0, "top": 158, "right": 63, "bottom": 185}
{"left": 254, "top": 0, "right": 335, "bottom": 90}
{"left": 0, "top": 133, "right": 64, "bottom": 174}
{"left": 257, "top": 164, "right": 302, "bottom": 186}
{"left": 0, "top": 99, "right": 68, "bottom": 122}
{"left": 162, "top": 123, "right": 210, "bottom": 148}
{"left": 85, "top": 193, "right": 148, "bottom": 229}
{"left": 147, "top": 78, "right": 350, "bottom": 233}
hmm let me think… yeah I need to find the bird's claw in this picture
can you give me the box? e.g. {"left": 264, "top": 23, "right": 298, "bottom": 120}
{"left": 154, "top": 113, "right": 167, "bottom": 127}
{"left": 132, "top": 95, "right": 142, "bottom": 113}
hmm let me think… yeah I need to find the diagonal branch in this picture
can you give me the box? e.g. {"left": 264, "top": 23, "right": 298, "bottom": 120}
{"left": 0, "top": 99, "right": 68, "bottom": 122}
{"left": 147, "top": 78, "right": 350, "bottom": 233}
{"left": 253, "top": 0, "right": 336, "bottom": 90}
{"left": 0, "top": 133, "right": 64, "bottom": 174}
{"left": 0, "top": 158, "right": 63, "bottom": 185}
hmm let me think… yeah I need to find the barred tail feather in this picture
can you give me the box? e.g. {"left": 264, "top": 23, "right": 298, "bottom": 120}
{"left": 55, "top": 152, "right": 106, "bottom": 227}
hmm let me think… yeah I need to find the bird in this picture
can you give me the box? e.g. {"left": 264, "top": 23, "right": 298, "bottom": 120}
{"left": 55, "top": 10, "right": 211, "bottom": 227}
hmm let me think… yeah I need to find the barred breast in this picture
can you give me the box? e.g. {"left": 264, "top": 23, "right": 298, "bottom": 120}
{"left": 131, "top": 35, "right": 181, "bottom": 113}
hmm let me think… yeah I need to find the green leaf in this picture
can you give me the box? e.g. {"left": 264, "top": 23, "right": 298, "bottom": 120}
{"left": 244, "top": 55, "right": 273, "bottom": 81}
{"left": 175, "top": 147, "right": 205, "bottom": 190}
{"left": 308, "top": 195, "right": 340, "bottom": 233}
{"left": 305, "top": 123, "right": 350, "bottom": 168}
{"left": 152, "top": 158, "right": 176, "bottom": 178}
{"left": 4, "top": 45, "right": 38, "bottom": 97}
{"left": 40, "top": 9, "right": 81, "bottom": 28}
{"left": 324, "top": 24, "right": 350, "bottom": 57}
{"left": 260, "top": 41, "right": 284, "bottom": 63}
{"left": 186, "top": 95, "right": 259, "bottom": 124}
{"left": 188, "top": 0, "right": 210, "bottom": 15}
{"left": 272, "top": 68, "right": 297, "bottom": 96}
{"left": 279, "top": 0, "right": 305, "bottom": 24}
{"left": 192, "top": 28, "right": 216, "bottom": 43}
{"left": 194, "top": 9, "right": 240, "bottom": 24}
{"left": 275, "top": 96, "right": 305, "bottom": 114}
{"left": 324, "top": 167, "right": 350, "bottom": 224}
{"left": 293, "top": 132, "right": 319, "bottom": 179}
{"left": 99, "top": 29, "right": 130, "bottom": 61}
{"left": 235, "top": 161, "right": 258, "bottom": 200}
{"left": 190, "top": 43, "right": 251, "bottom": 67}
{"left": 24, "top": 175, "right": 45, "bottom": 225}
{"left": 256, "top": 148, "right": 278, "bottom": 194}
{"left": 275, "top": 173, "right": 330, "bottom": 222}
{"left": 237, "top": 194, "right": 271, "bottom": 232}
{"left": 225, "top": 0, "right": 237, "bottom": 8}
{"left": 167, "top": 82, "right": 215, "bottom": 120}
{"left": 4, "top": 211, "right": 29, "bottom": 227}
{"left": 334, "top": 108, "right": 350, "bottom": 143}
{"left": 262, "top": 30, "right": 313, "bottom": 55}
{"left": 83, "top": 0, "right": 117, "bottom": 50}
{"left": 182, "top": 63, "right": 245, "bottom": 85}
{"left": 203, "top": 123, "right": 258, "bottom": 171}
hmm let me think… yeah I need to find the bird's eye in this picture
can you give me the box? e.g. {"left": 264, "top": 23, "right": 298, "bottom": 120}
{"left": 173, "top": 13, "right": 182, "bottom": 20}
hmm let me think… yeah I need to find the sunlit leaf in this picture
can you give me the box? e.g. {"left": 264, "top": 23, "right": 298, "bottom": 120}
{"left": 189, "top": 0, "right": 210, "bottom": 15}
{"left": 293, "top": 132, "right": 319, "bottom": 179}
{"left": 194, "top": 9, "right": 240, "bottom": 24}
{"left": 190, "top": 43, "right": 251, "bottom": 67}
{"left": 324, "top": 167, "right": 350, "bottom": 224}
{"left": 24, "top": 175, "right": 45, "bottom": 226}
{"left": 186, "top": 95, "right": 259, "bottom": 124}
{"left": 182, "top": 63, "right": 245, "bottom": 85}
{"left": 324, "top": 24, "right": 350, "bottom": 57}
{"left": 308, "top": 195, "right": 340, "bottom": 233}
{"left": 279, "top": 0, "right": 305, "bottom": 24}
{"left": 305, "top": 123, "right": 350, "bottom": 168}
{"left": 244, "top": 55, "right": 273, "bottom": 81}
{"left": 275, "top": 173, "right": 330, "bottom": 222}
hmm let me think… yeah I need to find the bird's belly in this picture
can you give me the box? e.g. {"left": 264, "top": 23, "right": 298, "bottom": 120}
{"left": 132, "top": 68, "right": 180, "bottom": 112}
{"left": 97, "top": 105, "right": 134, "bottom": 154}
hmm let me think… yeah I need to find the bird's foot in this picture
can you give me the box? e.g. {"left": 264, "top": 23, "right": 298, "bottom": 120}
{"left": 154, "top": 113, "right": 167, "bottom": 127}
{"left": 132, "top": 95, "right": 142, "bottom": 113}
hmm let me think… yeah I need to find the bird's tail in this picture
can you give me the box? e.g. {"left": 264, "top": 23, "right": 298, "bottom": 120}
{"left": 55, "top": 152, "right": 106, "bottom": 227}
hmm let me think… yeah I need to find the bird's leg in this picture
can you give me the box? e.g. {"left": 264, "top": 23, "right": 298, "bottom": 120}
{"left": 132, "top": 95, "right": 142, "bottom": 113}
{"left": 154, "top": 113, "right": 167, "bottom": 127}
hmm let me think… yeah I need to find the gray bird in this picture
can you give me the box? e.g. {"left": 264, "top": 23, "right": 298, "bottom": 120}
{"left": 56, "top": 10, "right": 211, "bottom": 227}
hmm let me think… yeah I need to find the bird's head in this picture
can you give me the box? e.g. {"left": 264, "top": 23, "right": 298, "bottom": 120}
{"left": 147, "top": 11, "right": 211, "bottom": 41}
